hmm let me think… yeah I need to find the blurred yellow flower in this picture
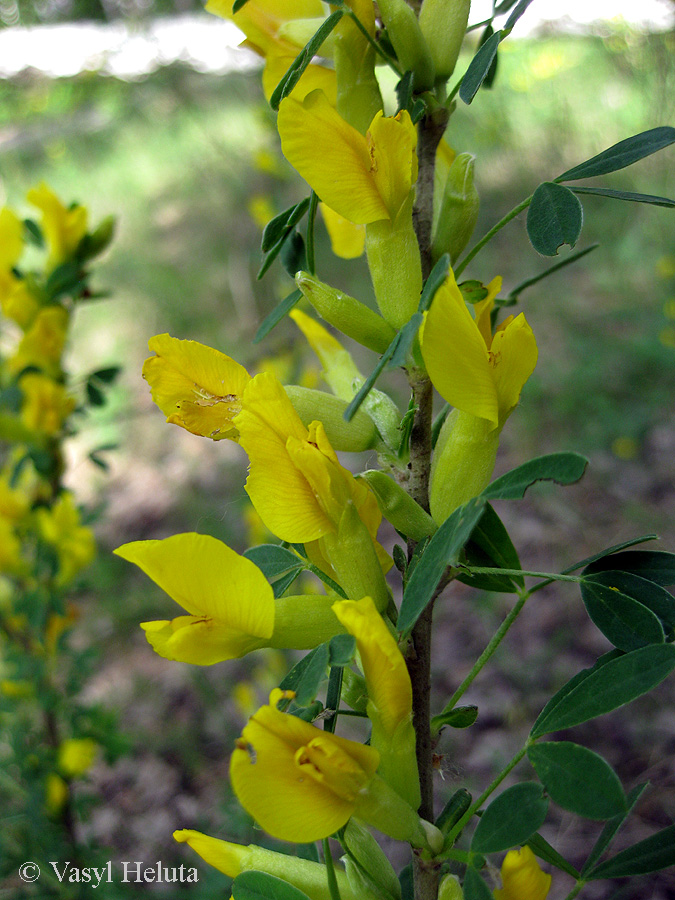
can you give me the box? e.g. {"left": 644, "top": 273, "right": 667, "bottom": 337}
{"left": 247, "top": 194, "right": 276, "bottom": 230}
{"left": 45, "top": 772, "right": 69, "bottom": 815}
{"left": 494, "top": 846, "right": 551, "bottom": 900}
{"left": 143, "top": 334, "right": 251, "bottom": 441}
{"left": 0, "top": 206, "right": 24, "bottom": 269}
{"left": 36, "top": 492, "right": 96, "bottom": 586}
{"left": 58, "top": 738, "right": 98, "bottom": 779}
{"left": 20, "top": 373, "right": 76, "bottom": 437}
{"left": 9, "top": 306, "right": 69, "bottom": 377}
{"left": 27, "top": 182, "right": 88, "bottom": 269}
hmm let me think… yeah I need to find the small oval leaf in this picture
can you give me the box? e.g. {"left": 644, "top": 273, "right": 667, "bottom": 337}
{"left": 471, "top": 782, "right": 549, "bottom": 853}
{"left": 482, "top": 452, "right": 588, "bottom": 500}
{"left": 527, "top": 182, "right": 583, "bottom": 256}
{"left": 528, "top": 741, "right": 626, "bottom": 820}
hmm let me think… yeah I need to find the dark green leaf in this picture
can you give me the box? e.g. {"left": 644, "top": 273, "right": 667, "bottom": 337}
{"left": 261, "top": 199, "right": 310, "bottom": 252}
{"left": 419, "top": 254, "right": 451, "bottom": 312}
{"left": 294, "top": 643, "right": 329, "bottom": 706}
{"left": 459, "top": 30, "right": 501, "bottom": 105}
{"left": 270, "top": 569, "right": 303, "bottom": 597}
{"left": 431, "top": 705, "right": 478, "bottom": 731}
{"left": 232, "top": 0, "right": 251, "bottom": 12}
{"left": 387, "top": 313, "right": 423, "bottom": 369}
{"left": 280, "top": 230, "right": 307, "bottom": 277}
{"left": 396, "top": 70, "right": 414, "bottom": 113}
{"left": 562, "top": 535, "right": 659, "bottom": 575}
{"left": 23, "top": 218, "right": 45, "bottom": 247}
{"left": 233, "top": 871, "right": 312, "bottom": 900}
{"left": 399, "top": 864, "right": 413, "bottom": 900}
{"left": 86, "top": 381, "right": 105, "bottom": 407}
{"left": 253, "top": 289, "right": 302, "bottom": 344}
{"left": 279, "top": 647, "right": 321, "bottom": 693}
{"left": 296, "top": 843, "right": 320, "bottom": 863}
{"left": 526, "top": 832, "right": 580, "bottom": 878}
{"left": 458, "top": 279, "right": 489, "bottom": 304}
{"left": 244, "top": 544, "right": 304, "bottom": 580}
{"left": 458, "top": 502, "right": 523, "bottom": 593}
{"left": 584, "top": 551, "right": 675, "bottom": 587}
{"left": 507, "top": 244, "right": 599, "bottom": 300}
{"left": 305, "top": 563, "right": 348, "bottom": 598}
{"left": 570, "top": 186, "right": 675, "bottom": 208}
{"left": 557, "top": 127, "right": 675, "bottom": 182}
{"left": 88, "top": 452, "right": 109, "bottom": 472}
{"left": 503, "top": 0, "right": 536, "bottom": 33}
{"left": 471, "top": 782, "right": 549, "bottom": 853}
{"left": 531, "top": 644, "right": 675, "bottom": 738}
{"left": 398, "top": 497, "right": 486, "bottom": 635}
{"left": 343, "top": 339, "right": 397, "bottom": 421}
{"left": 90, "top": 366, "right": 121, "bottom": 384}
{"left": 435, "top": 788, "right": 473, "bottom": 833}
{"left": 580, "top": 577, "right": 665, "bottom": 651}
{"left": 582, "top": 571, "right": 675, "bottom": 641}
{"left": 328, "top": 634, "right": 356, "bottom": 667}
{"left": 479, "top": 25, "right": 499, "bottom": 88}
{"left": 528, "top": 741, "right": 625, "bottom": 820}
{"left": 588, "top": 825, "right": 675, "bottom": 880}
{"left": 463, "top": 868, "right": 494, "bottom": 900}
{"left": 527, "top": 182, "right": 583, "bottom": 256}
{"left": 411, "top": 98, "right": 427, "bottom": 124}
{"left": 581, "top": 782, "right": 650, "bottom": 877}
{"left": 269, "top": 10, "right": 344, "bottom": 110}
{"left": 482, "top": 452, "right": 588, "bottom": 500}
{"left": 46, "top": 261, "right": 83, "bottom": 298}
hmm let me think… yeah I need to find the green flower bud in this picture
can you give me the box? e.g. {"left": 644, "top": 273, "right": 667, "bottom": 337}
{"left": 419, "top": 0, "right": 472, "bottom": 81}
{"left": 378, "top": 0, "right": 435, "bottom": 90}
{"left": 295, "top": 272, "right": 397, "bottom": 354}
{"left": 341, "top": 820, "right": 402, "bottom": 900}
{"left": 366, "top": 196, "right": 423, "bottom": 330}
{"left": 432, "top": 153, "right": 479, "bottom": 264}
{"left": 429, "top": 408, "right": 499, "bottom": 524}
{"left": 439, "top": 874, "right": 465, "bottom": 900}
{"left": 360, "top": 470, "right": 436, "bottom": 540}
{"left": 285, "top": 385, "right": 378, "bottom": 452}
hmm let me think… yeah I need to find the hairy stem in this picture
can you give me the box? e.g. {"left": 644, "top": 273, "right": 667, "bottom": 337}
{"left": 413, "top": 108, "right": 450, "bottom": 281}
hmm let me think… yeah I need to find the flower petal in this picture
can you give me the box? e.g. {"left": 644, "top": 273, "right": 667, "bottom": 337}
{"left": 367, "top": 110, "right": 417, "bottom": 221}
{"left": 491, "top": 312, "right": 538, "bottom": 425}
{"left": 140, "top": 616, "right": 267, "bottom": 665}
{"left": 320, "top": 203, "right": 365, "bottom": 259}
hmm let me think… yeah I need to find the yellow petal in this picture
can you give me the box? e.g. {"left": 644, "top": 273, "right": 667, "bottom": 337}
{"left": 262, "top": 54, "right": 337, "bottom": 104}
{"left": 320, "top": 203, "right": 365, "bottom": 259}
{"left": 490, "top": 313, "right": 538, "bottom": 426}
{"left": 473, "top": 275, "right": 502, "bottom": 348}
{"left": 494, "top": 846, "right": 552, "bottom": 900}
{"left": 0, "top": 207, "right": 24, "bottom": 269}
{"left": 206, "top": 0, "right": 324, "bottom": 55}
{"left": 421, "top": 271, "right": 499, "bottom": 425}
{"left": 332, "top": 596, "right": 411, "bottom": 736}
{"left": 278, "top": 91, "right": 389, "bottom": 224}
{"left": 26, "top": 182, "right": 87, "bottom": 268}
{"left": 115, "top": 533, "right": 275, "bottom": 648}
{"left": 367, "top": 110, "right": 418, "bottom": 221}
{"left": 174, "top": 830, "right": 245, "bottom": 878}
{"left": 230, "top": 689, "right": 379, "bottom": 842}
{"left": 140, "top": 616, "right": 267, "bottom": 666}
{"left": 143, "top": 334, "right": 251, "bottom": 440}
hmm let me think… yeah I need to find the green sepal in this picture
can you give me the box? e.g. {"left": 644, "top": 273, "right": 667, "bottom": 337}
{"left": 359, "top": 471, "right": 436, "bottom": 541}
{"left": 432, "top": 153, "right": 480, "bottom": 264}
{"left": 379, "top": 0, "right": 435, "bottom": 90}
{"left": 285, "top": 385, "right": 377, "bottom": 451}
{"left": 419, "top": 0, "right": 471, "bottom": 81}
{"left": 341, "top": 820, "right": 402, "bottom": 900}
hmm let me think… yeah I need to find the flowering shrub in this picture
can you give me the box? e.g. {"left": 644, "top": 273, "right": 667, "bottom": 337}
{"left": 117, "top": 3, "right": 675, "bottom": 899}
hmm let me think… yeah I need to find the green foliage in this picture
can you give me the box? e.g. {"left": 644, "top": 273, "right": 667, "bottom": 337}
{"left": 233, "top": 871, "right": 313, "bottom": 900}
{"left": 526, "top": 182, "right": 584, "bottom": 256}
{"left": 471, "top": 782, "right": 549, "bottom": 853}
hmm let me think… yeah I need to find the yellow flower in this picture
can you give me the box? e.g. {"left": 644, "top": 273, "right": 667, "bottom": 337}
{"left": 174, "top": 830, "right": 359, "bottom": 900}
{"left": 58, "top": 738, "right": 98, "bottom": 779}
{"left": 20, "top": 373, "right": 76, "bottom": 437}
{"left": 142, "top": 334, "right": 251, "bottom": 441}
{"left": 332, "top": 596, "right": 420, "bottom": 808}
{"left": 115, "top": 533, "right": 344, "bottom": 665}
{"left": 421, "top": 271, "right": 538, "bottom": 429}
{"left": 278, "top": 91, "right": 418, "bottom": 227}
{"left": 0, "top": 206, "right": 24, "bottom": 270}
{"left": 26, "top": 182, "right": 88, "bottom": 269}
{"left": 320, "top": 203, "right": 365, "bottom": 259}
{"left": 494, "top": 846, "right": 552, "bottom": 900}
{"left": 0, "top": 276, "right": 40, "bottom": 330}
{"left": 230, "top": 689, "right": 433, "bottom": 847}
{"left": 36, "top": 492, "right": 96, "bottom": 586}
{"left": 45, "top": 772, "right": 69, "bottom": 815}
{"left": 9, "top": 306, "right": 69, "bottom": 377}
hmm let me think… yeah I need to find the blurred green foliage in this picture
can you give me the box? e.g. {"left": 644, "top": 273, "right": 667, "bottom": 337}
{"left": 0, "top": 0, "right": 203, "bottom": 28}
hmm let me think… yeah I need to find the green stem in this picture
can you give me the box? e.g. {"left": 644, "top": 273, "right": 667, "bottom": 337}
{"left": 324, "top": 666, "right": 344, "bottom": 734}
{"left": 322, "top": 838, "right": 343, "bottom": 900}
{"left": 563, "top": 882, "right": 587, "bottom": 900}
{"left": 445, "top": 741, "right": 532, "bottom": 844}
{"left": 463, "top": 566, "right": 582, "bottom": 583}
{"left": 306, "top": 191, "right": 319, "bottom": 275}
{"left": 434, "top": 592, "right": 530, "bottom": 721}
{"left": 454, "top": 194, "right": 533, "bottom": 277}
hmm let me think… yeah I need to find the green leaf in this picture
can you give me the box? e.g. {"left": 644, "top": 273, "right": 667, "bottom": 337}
{"left": 463, "top": 867, "right": 494, "bottom": 900}
{"left": 587, "top": 825, "right": 675, "bottom": 880}
{"left": 507, "top": 244, "right": 599, "bottom": 301}
{"left": 253, "top": 289, "right": 302, "bottom": 344}
{"left": 556, "top": 126, "right": 675, "bottom": 182}
{"left": 482, "top": 452, "right": 588, "bottom": 500}
{"left": 232, "top": 0, "right": 251, "bottom": 12}
{"left": 458, "top": 502, "right": 524, "bottom": 593}
{"left": 280, "top": 230, "right": 307, "bottom": 278}
{"left": 294, "top": 643, "right": 329, "bottom": 706}
{"left": 471, "top": 782, "right": 549, "bottom": 853}
{"left": 46, "top": 261, "right": 83, "bottom": 299}
{"left": 458, "top": 279, "right": 489, "bottom": 305}
{"left": 431, "top": 705, "right": 478, "bottom": 732}
{"left": 261, "top": 199, "right": 310, "bottom": 252}
{"left": 279, "top": 647, "right": 321, "bottom": 694}
{"left": 581, "top": 782, "right": 650, "bottom": 877}
{"left": 269, "top": 10, "right": 344, "bottom": 110}
{"left": 233, "top": 871, "right": 312, "bottom": 900}
{"left": 23, "top": 217, "right": 44, "bottom": 248}
{"left": 387, "top": 313, "right": 424, "bottom": 369}
{"left": 570, "top": 186, "right": 675, "bottom": 208}
{"left": 526, "top": 832, "right": 580, "bottom": 878}
{"left": 503, "top": 0, "right": 536, "bottom": 33}
{"left": 526, "top": 182, "right": 584, "bottom": 256}
{"left": 86, "top": 381, "right": 105, "bottom": 407}
{"left": 343, "top": 339, "right": 397, "bottom": 421}
{"left": 398, "top": 497, "right": 486, "bottom": 636}
{"left": 582, "top": 571, "right": 675, "bottom": 642}
{"left": 562, "top": 535, "right": 659, "bottom": 575}
{"left": 580, "top": 577, "right": 665, "bottom": 652}
{"left": 328, "top": 634, "right": 356, "bottom": 667}
{"left": 244, "top": 544, "right": 304, "bottom": 581}
{"left": 435, "top": 788, "right": 472, "bottom": 834}
{"left": 528, "top": 741, "right": 626, "bottom": 820}
{"left": 531, "top": 644, "right": 675, "bottom": 738}
{"left": 459, "top": 30, "right": 501, "bottom": 105}
{"left": 584, "top": 550, "right": 675, "bottom": 587}
{"left": 419, "top": 254, "right": 451, "bottom": 312}
{"left": 395, "top": 70, "right": 415, "bottom": 113}
{"left": 90, "top": 365, "right": 121, "bottom": 384}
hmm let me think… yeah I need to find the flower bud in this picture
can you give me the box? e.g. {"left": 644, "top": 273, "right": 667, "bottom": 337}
{"left": 341, "top": 820, "right": 402, "bottom": 900}
{"left": 439, "top": 874, "right": 464, "bottom": 900}
{"left": 432, "top": 153, "right": 479, "bottom": 265}
{"left": 378, "top": 0, "right": 435, "bottom": 90}
{"left": 419, "top": 0, "right": 472, "bottom": 82}
{"left": 360, "top": 470, "right": 436, "bottom": 541}
{"left": 296, "top": 272, "right": 397, "bottom": 354}
{"left": 285, "top": 385, "right": 378, "bottom": 451}
{"left": 334, "top": 0, "right": 383, "bottom": 133}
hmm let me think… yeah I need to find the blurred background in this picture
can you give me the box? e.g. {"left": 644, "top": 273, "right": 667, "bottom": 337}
{"left": 1, "top": 0, "right": 674, "bottom": 897}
